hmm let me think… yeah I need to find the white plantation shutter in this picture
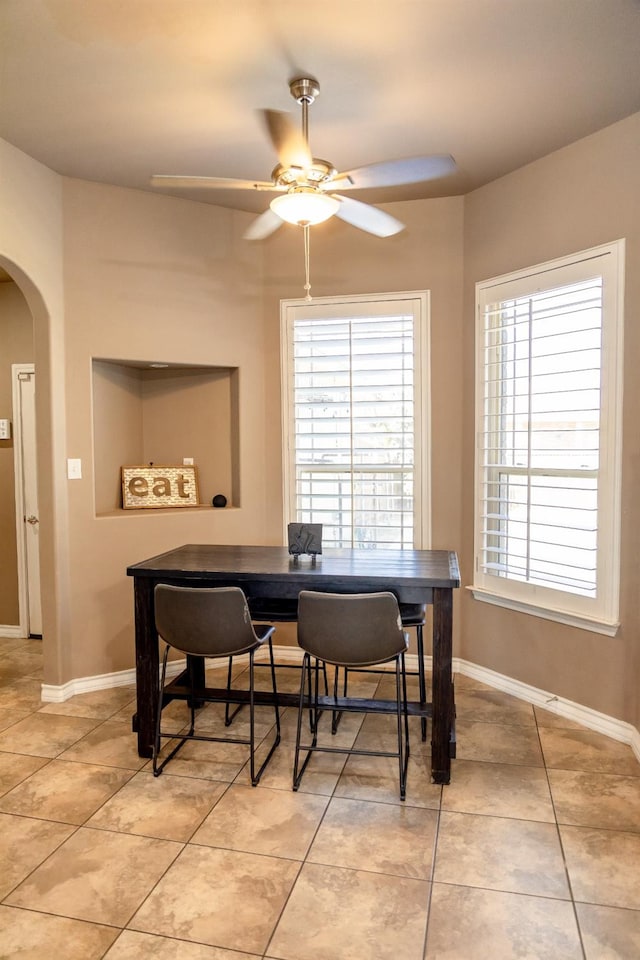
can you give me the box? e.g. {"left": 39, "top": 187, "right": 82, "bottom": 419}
{"left": 473, "top": 242, "right": 624, "bottom": 632}
{"left": 281, "top": 293, "right": 429, "bottom": 550}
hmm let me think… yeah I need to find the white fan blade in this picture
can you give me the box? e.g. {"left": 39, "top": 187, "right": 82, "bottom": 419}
{"left": 333, "top": 195, "right": 404, "bottom": 237}
{"left": 262, "top": 109, "right": 312, "bottom": 170}
{"left": 243, "top": 208, "right": 284, "bottom": 241}
{"left": 331, "top": 155, "right": 456, "bottom": 191}
{"left": 150, "top": 175, "right": 280, "bottom": 192}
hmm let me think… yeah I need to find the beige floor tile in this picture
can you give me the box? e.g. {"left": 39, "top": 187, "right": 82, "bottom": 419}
{"left": 278, "top": 705, "right": 364, "bottom": 748}
{"left": 6, "top": 826, "right": 182, "bottom": 925}
{"left": 434, "top": 810, "right": 570, "bottom": 899}
{"left": 38, "top": 684, "right": 138, "bottom": 719}
{"left": 104, "top": 929, "right": 258, "bottom": 959}
{"left": 0, "top": 812, "right": 75, "bottom": 899}
{"left": 534, "top": 704, "right": 590, "bottom": 731}
{"left": 0, "top": 676, "right": 43, "bottom": 712}
{"left": 130, "top": 844, "right": 300, "bottom": 954}
{"left": 0, "top": 643, "right": 44, "bottom": 681}
{"left": 560, "top": 824, "right": 640, "bottom": 910}
{"left": 0, "top": 713, "right": 99, "bottom": 758}
{"left": 267, "top": 861, "right": 429, "bottom": 960}
{"left": 150, "top": 736, "right": 255, "bottom": 782}
{"left": 455, "top": 718, "right": 545, "bottom": 765}
{"left": 0, "top": 904, "right": 119, "bottom": 959}
{"left": 358, "top": 711, "right": 429, "bottom": 745}
{"left": 441, "top": 759, "right": 555, "bottom": 821}
{"left": 308, "top": 796, "right": 438, "bottom": 879}
{"left": 576, "top": 902, "right": 640, "bottom": 960}
{"left": 109, "top": 699, "right": 141, "bottom": 723}
{"left": 192, "top": 782, "right": 328, "bottom": 859}
{"left": 0, "top": 750, "right": 49, "bottom": 796}
{"left": 0, "top": 638, "right": 20, "bottom": 653}
{"left": 234, "top": 736, "right": 346, "bottom": 795}
{"left": 539, "top": 727, "right": 640, "bottom": 776}
{"left": 58, "top": 719, "right": 148, "bottom": 769}
{"left": 0, "top": 706, "right": 35, "bottom": 732}
{"left": 88, "top": 770, "right": 227, "bottom": 840}
{"left": 425, "top": 883, "right": 583, "bottom": 959}
{"left": 0, "top": 758, "right": 134, "bottom": 824}
{"left": 186, "top": 706, "right": 279, "bottom": 745}
{"left": 335, "top": 744, "right": 442, "bottom": 808}
{"left": 549, "top": 768, "right": 640, "bottom": 832}
{"left": 455, "top": 687, "right": 536, "bottom": 726}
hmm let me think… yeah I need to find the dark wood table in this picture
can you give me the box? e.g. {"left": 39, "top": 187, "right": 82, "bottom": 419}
{"left": 127, "top": 543, "right": 460, "bottom": 783}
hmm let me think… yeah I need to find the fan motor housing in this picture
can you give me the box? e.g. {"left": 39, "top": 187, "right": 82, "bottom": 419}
{"left": 272, "top": 159, "right": 336, "bottom": 188}
{"left": 289, "top": 77, "right": 320, "bottom": 104}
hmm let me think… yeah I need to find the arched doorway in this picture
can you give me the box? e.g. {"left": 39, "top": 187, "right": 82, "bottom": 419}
{"left": 0, "top": 254, "right": 62, "bottom": 685}
{"left": 0, "top": 269, "right": 39, "bottom": 637}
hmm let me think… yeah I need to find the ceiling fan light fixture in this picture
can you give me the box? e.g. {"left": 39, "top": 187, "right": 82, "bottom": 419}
{"left": 270, "top": 188, "right": 339, "bottom": 226}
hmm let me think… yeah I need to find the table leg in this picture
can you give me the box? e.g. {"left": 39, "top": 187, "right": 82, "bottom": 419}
{"left": 133, "top": 577, "right": 158, "bottom": 758}
{"left": 431, "top": 587, "right": 454, "bottom": 783}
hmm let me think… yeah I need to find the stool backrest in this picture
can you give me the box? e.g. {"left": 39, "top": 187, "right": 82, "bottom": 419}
{"left": 155, "top": 584, "right": 258, "bottom": 657}
{"left": 297, "top": 591, "right": 407, "bottom": 668}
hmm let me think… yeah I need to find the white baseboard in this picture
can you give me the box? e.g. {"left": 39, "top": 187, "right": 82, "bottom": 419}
{"left": 0, "top": 625, "right": 25, "bottom": 639}
{"left": 40, "top": 659, "right": 187, "bottom": 703}
{"left": 39, "top": 645, "right": 421, "bottom": 701}
{"left": 455, "top": 656, "right": 640, "bottom": 764}
{"left": 39, "top": 647, "right": 640, "bottom": 766}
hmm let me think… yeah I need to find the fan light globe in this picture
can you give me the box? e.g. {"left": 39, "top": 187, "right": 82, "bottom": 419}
{"left": 271, "top": 189, "right": 339, "bottom": 226}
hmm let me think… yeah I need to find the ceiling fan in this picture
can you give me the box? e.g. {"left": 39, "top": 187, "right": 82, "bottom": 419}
{"left": 150, "top": 76, "right": 456, "bottom": 241}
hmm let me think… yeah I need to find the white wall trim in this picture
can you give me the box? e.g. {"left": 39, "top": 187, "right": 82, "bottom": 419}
{"left": 455, "top": 656, "right": 640, "bottom": 763}
{"left": 40, "top": 659, "right": 188, "bottom": 702}
{"left": 0, "top": 625, "right": 25, "bottom": 639}
{"left": 40, "top": 645, "right": 426, "bottom": 701}
{"left": 40, "top": 648, "right": 640, "bottom": 767}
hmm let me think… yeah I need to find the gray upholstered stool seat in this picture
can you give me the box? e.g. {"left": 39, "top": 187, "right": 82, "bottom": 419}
{"left": 153, "top": 584, "right": 281, "bottom": 785}
{"left": 293, "top": 590, "right": 410, "bottom": 799}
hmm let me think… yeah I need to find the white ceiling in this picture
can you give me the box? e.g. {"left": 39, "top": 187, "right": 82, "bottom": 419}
{"left": 1, "top": 0, "right": 640, "bottom": 216}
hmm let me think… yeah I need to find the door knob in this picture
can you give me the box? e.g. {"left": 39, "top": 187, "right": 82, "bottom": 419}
{"left": 26, "top": 515, "right": 39, "bottom": 525}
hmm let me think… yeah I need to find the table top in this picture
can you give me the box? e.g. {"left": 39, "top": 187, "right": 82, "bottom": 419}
{"left": 127, "top": 543, "right": 460, "bottom": 590}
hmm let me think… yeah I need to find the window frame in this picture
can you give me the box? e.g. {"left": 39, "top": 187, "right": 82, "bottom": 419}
{"left": 280, "top": 291, "right": 431, "bottom": 550}
{"left": 471, "top": 240, "right": 625, "bottom": 635}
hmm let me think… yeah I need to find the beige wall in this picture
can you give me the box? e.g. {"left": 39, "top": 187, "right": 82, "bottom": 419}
{"left": 462, "top": 112, "right": 640, "bottom": 726}
{"left": 61, "top": 178, "right": 269, "bottom": 680}
{"left": 0, "top": 138, "right": 67, "bottom": 683}
{"left": 0, "top": 282, "right": 34, "bottom": 624}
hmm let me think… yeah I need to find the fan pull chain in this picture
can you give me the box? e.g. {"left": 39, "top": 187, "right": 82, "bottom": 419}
{"left": 303, "top": 224, "right": 312, "bottom": 301}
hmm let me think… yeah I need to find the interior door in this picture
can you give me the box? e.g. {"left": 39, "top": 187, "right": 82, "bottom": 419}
{"left": 15, "top": 366, "right": 42, "bottom": 636}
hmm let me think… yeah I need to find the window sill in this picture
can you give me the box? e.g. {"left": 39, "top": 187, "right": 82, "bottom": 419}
{"left": 467, "top": 586, "right": 620, "bottom": 637}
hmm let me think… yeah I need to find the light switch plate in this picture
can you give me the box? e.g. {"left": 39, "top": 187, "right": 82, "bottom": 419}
{"left": 67, "top": 458, "right": 82, "bottom": 479}
{"left": 0, "top": 419, "right": 11, "bottom": 439}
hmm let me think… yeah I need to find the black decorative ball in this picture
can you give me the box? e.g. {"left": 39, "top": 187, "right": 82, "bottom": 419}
{"left": 212, "top": 494, "right": 227, "bottom": 508}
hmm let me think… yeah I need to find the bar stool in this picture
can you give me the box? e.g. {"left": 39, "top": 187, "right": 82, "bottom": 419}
{"left": 293, "top": 590, "right": 410, "bottom": 800}
{"left": 153, "top": 584, "right": 281, "bottom": 786}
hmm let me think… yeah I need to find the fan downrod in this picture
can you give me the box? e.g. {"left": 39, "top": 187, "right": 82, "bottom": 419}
{"left": 289, "top": 77, "right": 320, "bottom": 104}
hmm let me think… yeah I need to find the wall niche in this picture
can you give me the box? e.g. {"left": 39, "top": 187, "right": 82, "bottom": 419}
{"left": 92, "top": 358, "right": 239, "bottom": 516}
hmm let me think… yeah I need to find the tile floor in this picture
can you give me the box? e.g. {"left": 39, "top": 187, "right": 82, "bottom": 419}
{"left": 1, "top": 636, "right": 640, "bottom": 959}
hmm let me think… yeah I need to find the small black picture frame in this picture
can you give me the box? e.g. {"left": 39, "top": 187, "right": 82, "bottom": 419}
{"left": 288, "top": 522, "right": 323, "bottom": 557}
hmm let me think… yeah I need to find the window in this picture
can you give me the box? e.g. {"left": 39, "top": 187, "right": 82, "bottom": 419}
{"left": 281, "top": 292, "right": 430, "bottom": 549}
{"left": 472, "top": 241, "right": 624, "bottom": 634}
